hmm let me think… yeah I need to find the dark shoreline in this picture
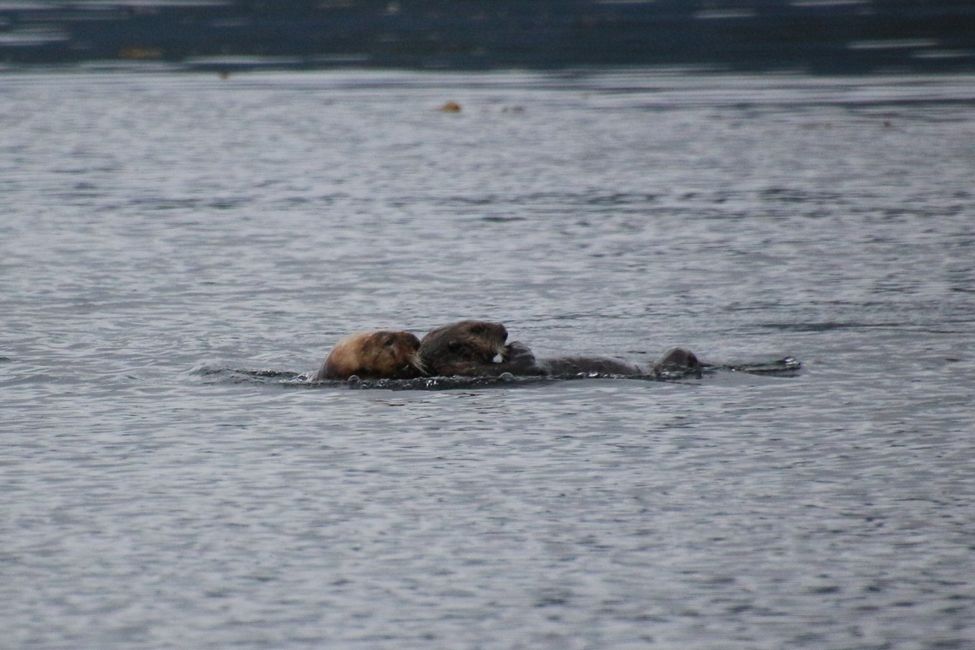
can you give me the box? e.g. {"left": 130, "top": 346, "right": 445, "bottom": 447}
{"left": 2, "top": 0, "right": 975, "bottom": 74}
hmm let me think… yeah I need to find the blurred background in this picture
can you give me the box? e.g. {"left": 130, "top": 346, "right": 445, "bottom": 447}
{"left": 2, "top": 0, "right": 975, "bottom": 73}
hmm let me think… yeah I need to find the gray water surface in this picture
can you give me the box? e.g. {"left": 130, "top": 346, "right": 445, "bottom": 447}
{"left": 2, "top": 69, "right": 974, "bottom": 649}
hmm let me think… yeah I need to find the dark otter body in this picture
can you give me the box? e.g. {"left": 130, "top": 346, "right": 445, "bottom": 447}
{"left": 652, "top": 347, "right": 702, "bottom": 377}
{"left": 419, "top": 320, "right": 701, "bottom": 379}
{"left": 536, "top": 356, "right": 642, "bottom": 376}
{"left": 418, "top": 321, "right": 537, "bottom": 377}
{"left": 536, "top": 348, "right": 699, "bottom": 378}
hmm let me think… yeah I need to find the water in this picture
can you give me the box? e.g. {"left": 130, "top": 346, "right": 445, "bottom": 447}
{"left": 2, "top": 68, "right": 974, "bottom": 649}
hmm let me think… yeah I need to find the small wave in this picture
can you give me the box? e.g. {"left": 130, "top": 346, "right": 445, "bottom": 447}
{"left": 321, "top": 375, "right": 557, "bottom": 391}
{"left": 190, "top": 365, "right": 306, "bottom": 385}
{"left": 762, "top": 321, "right": 895, "bottom": 332}
{"left": 480, "top": 215, "right": 528, "bottom": 223}
{"left": 190, "top": 357, "right": 800, "bottom": 390}
{"left": 711, "top": 357, "right": 803, "bottom": 376}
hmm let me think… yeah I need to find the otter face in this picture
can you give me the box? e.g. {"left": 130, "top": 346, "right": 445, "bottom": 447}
{"left": 418, "top": 321, "right": 510, "bottom": 377}
{"left": 320, "top": 330, "right": 423, "bottom": 380}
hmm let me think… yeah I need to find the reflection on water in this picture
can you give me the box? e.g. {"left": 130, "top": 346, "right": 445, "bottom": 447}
{"left": 1, "top": 69, "right": 974, "bottom": 649}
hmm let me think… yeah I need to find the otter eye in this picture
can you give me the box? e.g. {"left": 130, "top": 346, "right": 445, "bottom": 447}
{"left": 447, "top": 341, "right": 462, "bottom": 351}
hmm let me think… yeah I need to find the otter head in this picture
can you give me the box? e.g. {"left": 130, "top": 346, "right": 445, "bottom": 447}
{"left": 652, "top": 347, "right": 702, "bottom": 378}
{"left": 319, "top": 330, "right": 424, "bottom": 380}
{"left": 418, "top": 320, "right": 510, "bottom": 377}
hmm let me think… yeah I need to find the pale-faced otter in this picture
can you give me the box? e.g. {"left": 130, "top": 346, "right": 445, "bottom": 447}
{"left": 314, "top": 330, "right": 425, "bottom": 381}
{"left": 419, "top": 320, "right": 701, "bottom": 378}
{"left": 418, "top": 320, "right": 537, "bottom": 377}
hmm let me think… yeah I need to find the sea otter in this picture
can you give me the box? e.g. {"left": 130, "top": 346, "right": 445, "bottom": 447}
{"left": 652, "top": 347, "right": 701, "bottom": 376}
{"left": 418, "top": 320, "right": 538, "bottom": 377}
{"left": 531, "top": 348, "right": 700, "bottom": 378}
{"left": 418, "top": 320, "right": 700, "bottom": 378}
{"left": 314, "top": 330, "right": 425, "bottom": 381}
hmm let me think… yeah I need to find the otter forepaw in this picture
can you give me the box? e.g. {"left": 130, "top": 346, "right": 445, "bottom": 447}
{"left": 501, "top": 340, "right": 541, "bottom": 375}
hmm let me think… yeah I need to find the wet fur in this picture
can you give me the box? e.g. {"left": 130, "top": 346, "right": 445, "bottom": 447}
{"left": 538, "top": 348, "right": 700, "bottom": 377}
{"left": 419, "top": 321, "right": 537, "bottom": 377}
{"left": 419, "top": 320, "right": 700, "bottom": 379}
{"left": 315, "top": 330, "right": 424, "bottom": 380}
{"left": 536, "top": 356, "right": 642, "bottom": 376}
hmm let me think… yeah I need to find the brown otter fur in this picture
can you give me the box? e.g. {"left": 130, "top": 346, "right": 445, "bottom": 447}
{"left": 314, "top": 330, "right": 424, "bottom": 381}
{"left": 536, "top": 356, "right": 642, "bottom": 376}
{"left": 538, "top": 347, "right": 700, "bottom": 377}
{"left": 652, "top": 347, "right": 701, "bottom": 376}
{"left": 419, "top": 321, "right": 701, "bottom": 378}
{"left": 418, "top": 321, "right": 537, "bottom": 377}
